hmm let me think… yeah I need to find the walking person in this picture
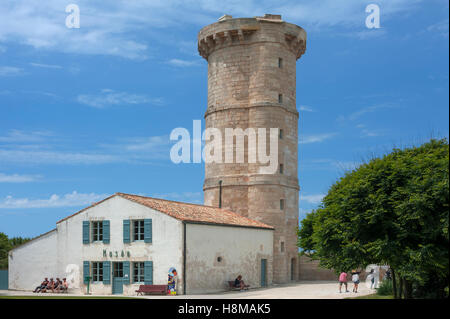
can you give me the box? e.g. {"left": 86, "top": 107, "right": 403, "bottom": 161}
{"left": 351, "top": 270, "right": 361, "bottom": 293}
{"left": 369, "top": 269, "right": 375, "bottom": 289}
{"left": 338, "top": 271, "right": 349, "bottom": 293}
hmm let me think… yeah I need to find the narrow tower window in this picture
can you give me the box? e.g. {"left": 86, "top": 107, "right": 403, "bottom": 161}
{"left": 280, "top": 241, "right": 285, "bottom": 252}
{"left": 280, "top": 199, "right": 285, "bottom": 210}
{"left": 279, "top": 164, "right": 284, "bottom": 174}
{"left": 279, "top": 129, "right": 284, "bottom": 139}
{"left": 278, "top": 94, "right": 283, "bottom": 104}
{"left": 278, "top": 57, "right": 283, "bottom": 68}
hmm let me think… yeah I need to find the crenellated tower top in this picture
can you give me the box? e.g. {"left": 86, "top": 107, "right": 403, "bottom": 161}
{"left": 198, "top": 14, "right": 307, "bottom": 61}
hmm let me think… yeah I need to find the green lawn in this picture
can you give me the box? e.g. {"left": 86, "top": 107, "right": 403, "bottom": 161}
{"left": 346, "top": 293, "right": 394, "bottom": 299}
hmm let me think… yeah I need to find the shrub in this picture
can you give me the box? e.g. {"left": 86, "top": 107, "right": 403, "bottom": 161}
{"left": 377, "top": 279, "right": 393, "bottom": 296}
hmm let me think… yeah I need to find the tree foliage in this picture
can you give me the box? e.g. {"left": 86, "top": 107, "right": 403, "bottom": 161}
{"left": 298, "top": 138, "right": 449, "bottom": 298}
{"left": 0, "top": 232, "right": 31, "bottom": 269}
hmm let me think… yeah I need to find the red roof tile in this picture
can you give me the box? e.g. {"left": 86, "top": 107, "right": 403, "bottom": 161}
{"left": 56, "top": 193, "right": 273, "bottom": 230}
{"left": 117, "top": 193, "right": 274, "bottom": 229}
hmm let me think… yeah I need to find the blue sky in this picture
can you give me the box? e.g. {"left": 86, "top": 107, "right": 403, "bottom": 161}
{"left": 0, "top": 0, "right": 448, "bottom": 238}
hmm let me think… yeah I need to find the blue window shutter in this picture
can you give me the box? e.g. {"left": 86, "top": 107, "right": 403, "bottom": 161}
{"left": 123, "top": 261, "right": 130, "bottom": 284}
{"left": 82, "top": 221, "right": 90, "bottom": 244}
{"left": 144, "top": 219, "right": 152, "bottom": 243}
{"left": 103, "top": 220, "right": 110, "bottom": 244}
{"left": 103, "top": 261, "right": 111, "bottom": 284}
{"left": 83, "top": 261, "right": 90, "bottom": 284}
{"left": 144, "top": 261, "right": 153, "bottom": 285}
{"left": 123, "top": 220, "right": 130, "bottom": 243}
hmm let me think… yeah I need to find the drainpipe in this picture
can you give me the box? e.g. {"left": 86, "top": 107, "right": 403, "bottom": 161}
{"left": 218, "top": 180, "right": 222, "bottom": 208}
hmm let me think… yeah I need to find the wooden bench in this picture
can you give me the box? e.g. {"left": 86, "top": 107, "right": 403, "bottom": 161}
{"left": 136, "top": 284, "right": 168, "bottom": 296}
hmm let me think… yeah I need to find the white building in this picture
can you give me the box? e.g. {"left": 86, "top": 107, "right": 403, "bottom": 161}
{"left": 8, "top": 193, "right": 273, "bottom": 295}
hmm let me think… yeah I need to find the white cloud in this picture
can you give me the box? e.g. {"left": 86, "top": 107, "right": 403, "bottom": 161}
{"left": 0, "top": 0, "right": 422, "bottom": 59}
{"left": 0, "top": 173, "right": 41, "bottom": 183}
{"left": 77, "top": 89, "right": 163, "bottom": 108}
{"left": 299, "top": 105, "right": 314, "bottom": 112}
{"left": 0, "top": 191, "right": 110, "bottom": 209}
{"left": 0, "top": 66, "right": 23, "bottom": 76}
{"left": 300, "top": 193, "right": 325, "bottom": 204}
{"left": 299, "top": 133, "right": 337, "bottom": 144}
{"left": 0, "top": 149, "right": 121, "bottom": 165}
{"left": 167, "top": 59, "right": 200, "bottom": 67}
{"left": 29, "top": 62, "right": 62, "bottom": 69}
{"left": 0, "top": 130, "right": 53, "bottom": 143}
{"left": 338, "top": 103, "right": 397, "bottom": 122}
{"left": 427, "top": 19, "right": 449, "bottom": 38}
{"left": 357, "top": 124, "right": 388, "bottom": 137}
{"left": 0, "top": 129, "right": 170, "bottom": 165}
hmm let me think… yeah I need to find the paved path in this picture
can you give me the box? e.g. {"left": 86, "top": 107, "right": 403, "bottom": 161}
{"left": 0, "top": 281, "right": 376, "bottom": 299}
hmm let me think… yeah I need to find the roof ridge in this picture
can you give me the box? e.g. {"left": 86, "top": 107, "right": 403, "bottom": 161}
{"left": 117, "top": 192, "right": 224, "bottom": 210}
{"left": 54, "top": 192, "right": 273, "bottom": 229}
{"left": 117, "top": 192, "right": 273, "bottom": 229}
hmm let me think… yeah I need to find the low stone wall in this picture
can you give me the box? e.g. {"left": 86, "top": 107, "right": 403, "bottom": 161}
{"left": 298, "top": 256, "right": 388, "bottom": 283}
{"left": 298, "top": 256, "right": 336, "bottom": 281}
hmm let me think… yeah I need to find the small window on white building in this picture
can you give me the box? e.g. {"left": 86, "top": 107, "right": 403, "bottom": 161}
{"left": 92, "top": 221, "right": 103, "bottom": 242}
{"left": 92, "top": 262, "right": 103, "bottom": 282}
{"left": 133, "top": 262, "right": 145, "bottom": 283}
{"left": 133, "top": 220, "right": 145, "bottom": 241}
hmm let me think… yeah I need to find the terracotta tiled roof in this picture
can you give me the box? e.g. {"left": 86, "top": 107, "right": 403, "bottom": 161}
{"left": 55, "top": 193, "right": 273, "bottom": 230}
{"left": 118, "top": 193, "right": 274, "bottom": 229}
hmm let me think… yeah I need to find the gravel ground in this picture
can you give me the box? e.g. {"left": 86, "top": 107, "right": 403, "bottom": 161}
{"left": 0, "top": 281, "right": 376, "bottom": 299}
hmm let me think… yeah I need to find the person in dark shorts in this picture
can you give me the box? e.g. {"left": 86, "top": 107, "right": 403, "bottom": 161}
{"left": 33, "top": 278, "right": 49, "bottom": 293}
{"left": 351, "top": 270, "right": 361, "bottom": 293}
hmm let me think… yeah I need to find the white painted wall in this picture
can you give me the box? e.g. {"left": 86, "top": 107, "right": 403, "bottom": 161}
{"left": 9, "top": 195, "right": 184, "bottom": 295}
{"left": 9, "top": 195, "right": 274, "bottom": 295}
{"left": 185, "top": 223, "right": 273, "bottom": 294}
{"left": 9, "top": 230, "right": 57, "bottom": 291}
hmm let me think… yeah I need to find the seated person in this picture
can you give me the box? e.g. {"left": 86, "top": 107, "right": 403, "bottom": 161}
{"left": 58, "top": 278, "right": 68, "bottom": 292}
{"left": 54, "top": 278, "right": 60, "bottom": 292}
{"left": 33, "top": 278, "right": 49, "bottom": 293}
{"left": 234, "top": 275, "right": 249, "bottom": 290}
{"left": 43, "top": 278, "right": 55, "bottom": 293}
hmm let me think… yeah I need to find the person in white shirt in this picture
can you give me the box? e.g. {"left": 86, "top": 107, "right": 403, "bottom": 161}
{"left": 351, "top": 270, "right": 361, "bottom": 293}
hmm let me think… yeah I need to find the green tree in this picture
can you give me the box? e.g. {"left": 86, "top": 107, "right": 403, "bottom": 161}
{"left": 0, "top": 233, "right": 31, "bottom": 269}
{"left": 297, "top": 210, "right": 317, "bottom": 256}
{"left": 298, "top": 138, "right": 449, "bottom": 298}
{"left": 0, "top": 233, "right": 11, "bottom": 269}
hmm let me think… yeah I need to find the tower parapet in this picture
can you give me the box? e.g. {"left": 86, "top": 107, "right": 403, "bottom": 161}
{"left": 198, "top": 15, "right": 306, "bottom": 61}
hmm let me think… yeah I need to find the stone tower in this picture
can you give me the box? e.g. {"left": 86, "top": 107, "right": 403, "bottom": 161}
{"left": 198, "top": 14, "right": 306, "bottom": 283}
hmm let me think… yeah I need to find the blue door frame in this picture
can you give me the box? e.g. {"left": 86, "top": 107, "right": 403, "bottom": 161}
{"left": 112, "top": 262, "right": 123, "bottom": 294}
{"left": 260, "top": 259, "right": 267, "bottom": 287}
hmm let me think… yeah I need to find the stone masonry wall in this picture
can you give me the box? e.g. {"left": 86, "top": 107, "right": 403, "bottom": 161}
{"left": 199, "top": 15, "right": 306, "bottom": 283}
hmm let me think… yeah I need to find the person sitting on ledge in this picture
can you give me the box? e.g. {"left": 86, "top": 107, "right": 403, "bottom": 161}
{"left": 234, "top": 275, "right": 249, "bottom": 291}
{"left": 33, "top": 278, "right": 48, "bottom": 293}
